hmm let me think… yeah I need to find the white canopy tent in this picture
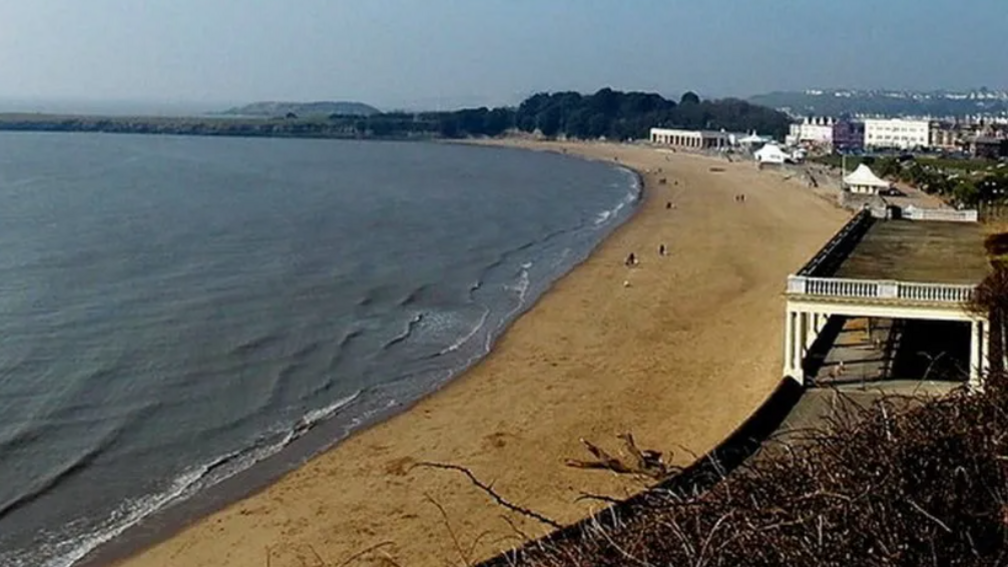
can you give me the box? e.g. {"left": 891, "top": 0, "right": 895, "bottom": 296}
{"left": 843, "top": 164, "right": 891, "bottom": 195}
{"left": 739, "top": 132, "right": 770, "bottom": 145}
{"left": 754, "top": 143, "right": 789, "bottom": 164}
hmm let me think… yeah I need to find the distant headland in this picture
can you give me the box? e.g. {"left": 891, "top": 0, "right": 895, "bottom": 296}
{"left": 218, "top": 100, "right": 381, "bottom": 118}
{"left": 0, "top": 89, "right": 791, "bottom": 142}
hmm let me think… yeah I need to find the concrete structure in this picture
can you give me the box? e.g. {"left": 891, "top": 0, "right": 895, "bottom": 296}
{"left": 787, "top": 116, "right": 835, "bottom": 147}
{"left": 843, "top": 163, "right": 891, "bottom": 195}
{"left": 649, "top": 128, "right": 730, "bottom": 150}
{"left": 783, "top": 212, "right": 990, "bottom": 389}
{"left": 864, "top": 118, "right": 931, "bottom": 150}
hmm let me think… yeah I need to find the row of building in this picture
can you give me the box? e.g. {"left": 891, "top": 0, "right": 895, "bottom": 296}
{"left": 649, "top": 118, "right": 1008, "bottom": 160}
{"left": 786, "top": 116, "right": 1008, "bottom": 157}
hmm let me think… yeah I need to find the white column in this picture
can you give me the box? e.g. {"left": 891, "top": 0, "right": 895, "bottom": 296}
{"left": 782, "top": 310, "right": 790, "bottom": 373}
{"left": 981, "top": 320, "right": 991, "bottom": 378}
{"left": 969, "top": 320, "right": 981, "bottom": 390}
{"left": 805, "top": 312, "right": 817, "bottom": 350}
{"left": 795, "top": 311, "right": 807, "bottom": 380}
{"left": 784, "top": 309, "right": 795, "bottom": 377}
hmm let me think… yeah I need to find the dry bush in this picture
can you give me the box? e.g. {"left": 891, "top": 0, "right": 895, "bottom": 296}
{"left": 478, "top": 268, "right": 1008, "bottom": 566}
{"left": 486, "top": 383, "right": 1008, "bottom": 566}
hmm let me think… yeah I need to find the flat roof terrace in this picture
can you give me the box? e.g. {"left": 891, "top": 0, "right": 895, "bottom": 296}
{"left": 832, "top": 219, "right": 990, "bottom": 285}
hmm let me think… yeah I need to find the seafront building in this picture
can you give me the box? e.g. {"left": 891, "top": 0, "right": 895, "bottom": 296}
{"left": 786, "top": 116, "right": 835, "bottom": 147}
{"left": 863, "top": 118, "right": 931, "bottom": 150}
{"left": 970, "top": 136, "right": 1008, "bottom": 159}
{"left": 929, "top": 124, "right": 960, "bottom": 151}
{"left": 831, "top": 119, "right": 865, "bottom": 152}
{"left": 783, "top": 209, "right": 989, "bottom": 389}
{"left": 649, "top": 128, "right": 731, "bottom": 150}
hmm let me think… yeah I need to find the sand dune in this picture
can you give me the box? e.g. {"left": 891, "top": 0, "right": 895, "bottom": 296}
{"left": 114, "top": 141, "right": 848, "bottom": 567}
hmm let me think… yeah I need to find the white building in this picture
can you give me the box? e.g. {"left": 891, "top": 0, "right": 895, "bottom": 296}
{"left": 650, "top": 128, "right": 731, "bottom": 150}
{"left": 863, "top": 118, "right": 930, "bottom": 150}
{"left": 843, "top": 164, "right": 891, "bottom": 195}
{"left": 786, "top": 116, "right": 835, "bottom": 146}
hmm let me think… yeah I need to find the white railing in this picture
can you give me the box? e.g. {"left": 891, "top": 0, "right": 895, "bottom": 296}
{"left": 903, "top": 207, "right": 979, "bottom": 223}
{"left": 787, "top": 275, "right": 975, "bottom": 304}
{"left": 897, "top": 282, "right": 976, "bottom": 303}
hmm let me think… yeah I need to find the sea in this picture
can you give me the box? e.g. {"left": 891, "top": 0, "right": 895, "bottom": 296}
{"left": 0, "top": 132, "right": 639, "bottom": 566}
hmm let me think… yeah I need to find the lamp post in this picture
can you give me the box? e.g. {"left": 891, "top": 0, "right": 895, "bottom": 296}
{"left": 841, "top": 153, "right": 847, "bottom": 191}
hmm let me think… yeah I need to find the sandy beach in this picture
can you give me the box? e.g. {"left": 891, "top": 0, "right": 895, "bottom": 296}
{"left": 113, "top": 141, "right": 848, "bottom": 567}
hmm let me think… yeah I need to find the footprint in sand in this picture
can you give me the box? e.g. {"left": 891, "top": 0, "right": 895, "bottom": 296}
{"left": 384, "top": 456, "right": 416, "bottom": 476}
{"left": 483, "top": 431, "right": 511, "bottom": 450}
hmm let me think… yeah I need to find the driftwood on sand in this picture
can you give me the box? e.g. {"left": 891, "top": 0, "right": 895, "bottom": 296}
{"left": 565, "top": 433, "right": 677, "bottom": 479}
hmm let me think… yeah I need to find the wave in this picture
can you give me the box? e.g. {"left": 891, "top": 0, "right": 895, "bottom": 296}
{"left": 594, "top": 182, "right": 639, "bottom": 227}
{"left": 296, "top": 390, "right": 361, "bottom": 435}
{"left": 380, "top": 312, "right": 423, "bottom": 351}
{"left": 438, "top": 308, "right": 491, "bottom": 356}
{"left": 397, "top": 285, "right": 429, "bottom": 308}
{"left": 17, "top": 390, "right": 362, "bottom": 567}
{"left": 0, "top": 426, "right": 120, "bottom": 523}
{"left": 510, "top": 264, "right": 532, "bottom": 305}
{"left": 29, "top": 464, "right": 209, "bottom": 567}
{"left": 337, "top": 327, "right": 365, "bottom": 349}
{"left": 289, "top": 340, "right": 321, "bottom": 362}
{"left": 227, "top": 333, "right": 280, "bottom": 357}
{"left": 0, "top": 424, "right": 45, "bottom": 457}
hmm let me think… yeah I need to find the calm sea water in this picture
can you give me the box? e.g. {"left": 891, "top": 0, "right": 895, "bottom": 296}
{"left": 0, "top": 133, "right": 638, "bottom": 566}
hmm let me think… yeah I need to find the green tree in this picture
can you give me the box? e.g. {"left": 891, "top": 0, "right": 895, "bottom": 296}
{"left": 953, "top": 179, "right": 980, "bottom": 206}
{"left": 680, "top": 91, "right": 701, "bottom": 105}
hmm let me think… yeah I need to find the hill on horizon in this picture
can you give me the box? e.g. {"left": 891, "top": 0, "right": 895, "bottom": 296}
{"left": 220, "top": 101, "right": 381, "bottom": 117}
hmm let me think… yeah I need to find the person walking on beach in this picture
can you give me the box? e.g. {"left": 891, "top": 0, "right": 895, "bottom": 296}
{"left": 659, "top": 244, "right": 666, "bottom": 256}
{"left": 625, "top": 252, "right": 637, "bottom": 267}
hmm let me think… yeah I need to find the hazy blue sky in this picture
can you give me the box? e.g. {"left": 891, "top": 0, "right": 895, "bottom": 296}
{"left": 0, "top": 0, "right": 1005, "bottom": 111}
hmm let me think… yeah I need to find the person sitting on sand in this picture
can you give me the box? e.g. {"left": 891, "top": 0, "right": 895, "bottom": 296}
{"left": 659, "top": 244, "right": 666, "bottom": 256}
{"left": 625, "top": 252, "right": 637, "bottom": 267}
{"left": 666, "top": 201, "right": 672, "bottom": 209}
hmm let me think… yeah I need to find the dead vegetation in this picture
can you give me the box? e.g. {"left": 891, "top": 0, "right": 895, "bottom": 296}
{"left": 565, "top": 434, "right": 677, "bottom": 480}
{"left": 472, "top": 263, "right": 1008, "bottom": 566}
{"left": 481, "top": 378, "right": 1008, "bottom": 566}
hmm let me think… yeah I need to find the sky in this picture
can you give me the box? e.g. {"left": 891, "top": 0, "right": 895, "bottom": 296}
{"left": 0, "top": 0, "right": 1005, "bottom": 112}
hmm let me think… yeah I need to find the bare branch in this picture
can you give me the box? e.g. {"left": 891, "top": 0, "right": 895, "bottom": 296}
{"left": 415, "top": 462, "right": 562, "bottom": 529}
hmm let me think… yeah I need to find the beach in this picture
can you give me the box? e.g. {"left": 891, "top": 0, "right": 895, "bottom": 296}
{"left": 112, "top": 140, "right": 848, "bottom": 567}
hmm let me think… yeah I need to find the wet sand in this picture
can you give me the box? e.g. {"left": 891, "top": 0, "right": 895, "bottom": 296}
{"left": 114, "top": 141, "right": 848, "bottom": 567}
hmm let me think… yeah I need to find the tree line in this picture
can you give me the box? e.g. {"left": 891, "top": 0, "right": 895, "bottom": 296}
{"left": 353, "top": 88, "right": 792, "bottom": 140}
{"left": 0, "top": 89, "right": 792, "bottom": 142}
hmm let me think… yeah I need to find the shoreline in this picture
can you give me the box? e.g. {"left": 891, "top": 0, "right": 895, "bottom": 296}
{"left": 106, "top": 140, "right": 848, "bottom": 567}
{"left": 72, "top": 141, "right": 643, "bottom": 567}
